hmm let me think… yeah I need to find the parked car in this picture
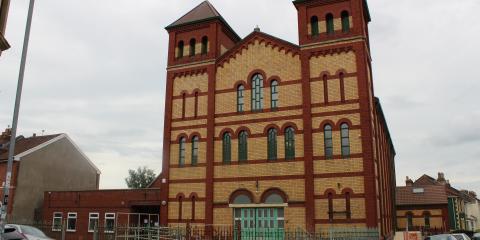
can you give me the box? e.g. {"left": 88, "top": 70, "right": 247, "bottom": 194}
{"left": 4, "top": 224, "right": 52, "bottom": 240}
{"left": 472, "top": 233, "right": 480, "bottom": 240}
{"left": 452, "top": 233, "right": 472, "bottom": 240}
{"left": 426, "top": 234, "right": 457, "bottom": 240}
{"left": 1, "top": 227, "right": 26, "bottom": 240}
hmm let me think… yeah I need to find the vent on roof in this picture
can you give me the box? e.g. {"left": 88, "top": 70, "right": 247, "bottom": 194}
{"left": 413, "top": 188, "right": 424, "bottom": 194}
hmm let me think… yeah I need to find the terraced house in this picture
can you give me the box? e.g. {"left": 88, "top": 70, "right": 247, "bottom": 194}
{"left": 150, "top": 0, "right": 397, "bottom": 238}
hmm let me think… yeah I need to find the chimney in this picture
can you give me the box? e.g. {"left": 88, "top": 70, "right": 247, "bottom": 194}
{"left": 437, "top": 172, "right": 446, "bottom": 185}
{"left": 32, "top": 133, "right": 36, "bottom": 138}
{"left": 406, "top": 176, "right": 413, "bottom": 187}
{"left": 1, "top": 128, "right": 12, "bottom": 140}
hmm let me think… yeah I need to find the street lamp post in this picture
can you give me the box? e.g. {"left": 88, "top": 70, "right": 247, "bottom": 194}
{"left": 0, "top": 0, "right": 35, "bottom": 233}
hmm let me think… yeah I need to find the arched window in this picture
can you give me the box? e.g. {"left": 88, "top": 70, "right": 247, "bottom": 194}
{"left": 406, "top": 212, "right": 413, "bottom": 229}
{"left": 310, "top": 16, "right": 319, "bottom": 36}
{"left": 194, "top": 92, "right": 199, "bottom": 118}
{"left": 324, "top": 124, "right": 333, "bottom": 159}
{"left": 181, "top": 93, "right": 186, "bottom": 119}
{"left": 251, "top": 74, "right": 264, "bottom": 111}
{"left": 223, "top": 133, "right": 231, "bottom": 163}
{"left": 189, "top": 38, "right": 196, "bottom": 56}
{"left": 201, "top": 36, "right": 208, "bottom": 55}
{"left": 341, "top": 123, "right": 350, "bottom": 158}
{"left": 179, "top": 137, "right": 186, "bottom": 166}
{"left": 191, "top": 136, "right": 199, "bottom": 166}
{"left": 270, "top": 80, "right": 279, "bottom": 110}
{"left": 345, "top": 191, "right": 351, "bottom": 219}
{"left": 232, "top": 194, "right": 252, "bottom": 204}
{"left": 238, "top": 131, "right": 248, "bottom": 162}
{"left": 178, "top": 195, "right": 183, "bottom": 220}
{"left": 177, "top": 41, "right": 184, "bottom": 58}
{"left": 191, "top": 196, "right": 196, "bottom": 220}
{"left": 285, "top": 127, "right": 295, "bottom": 160}
{"left": 265, "top": 193, "right": 284, "bottom": 204}
{"left": 326, "top": 13, "right": 334, "bottom": 35}
{"left": 323, "top": 74, "right": 329, "bottom": 103}
{"left": 341, "top": 11, "right": 350, "bottom": 33}
{"left": 328, "top": 192, "right": 333, "bottom": 222}
{"left": 237, "top": 85, "right": 244, "bottom": 112}
{"left": 424, "top": 212, "right": 431, "bottom": 228}
{"left": 339, "top": 72, "right": 346, "bottom": 102}
{"left": 267, "top": 128, "right": 277, "bottom": 160}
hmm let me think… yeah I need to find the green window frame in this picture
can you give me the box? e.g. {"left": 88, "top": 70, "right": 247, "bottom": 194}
{"left": 310, "top": 16, "right": 319, "bottom": 36}
{"left": 223, "top": 133, "right": 231, "bottom": 163}
{"left": 189, "top": 38, "right": 196, "bottom": 56}
{"left": 326, "top": 13, "right": 334, "bottom": 35}
{"left": 251, "top": 74, "right": 264, "bottom": 111}
{"left": 341, "top": 123, "right": 350, "bottom": 158}
{"left": 201, "top": 36, "right": 208, "bottom": 55}
{"left": 177, "top": 41, "right": 184, "bottom": 58}
{"left": 238, "top": 131, "right": 248, "bottom": 162}
{"left": 270, "top": 80, "right": 279, "bottom": 110}
{"left": 341, "top": 11, "right": 350, "bottom": 33}
{"left": 267, "top": 128, "right": 277, "bottom": 160}
{"left": 191, "top": 136, "right": 199, "bottom": 166}
{"left": 179, "top": 137, "right": 186, "bottom": 166}
{"left": 237, "top": 85, "right": 244, "bottom": 112}
{"left": 284, "top": 127, "right": 295, "bottom": 160}
{"left": 324, "top": 124, "right": 333, "bottom": 159}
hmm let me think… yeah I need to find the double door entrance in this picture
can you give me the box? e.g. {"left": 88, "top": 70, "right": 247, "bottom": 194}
{"left": 234, "top": 208, "right": 285, "bottom": 239}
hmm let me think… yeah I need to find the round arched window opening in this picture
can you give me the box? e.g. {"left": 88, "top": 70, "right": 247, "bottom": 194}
{"left": 264, "top": 193, "right": 284, "bottom": 204}
{"left": 233, "top": 194, "right": 252, "bottom": 204}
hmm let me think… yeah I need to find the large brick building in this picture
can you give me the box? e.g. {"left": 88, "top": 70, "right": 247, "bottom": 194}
{"left": 148, "top": 0, "right": 396, "bottom": 238}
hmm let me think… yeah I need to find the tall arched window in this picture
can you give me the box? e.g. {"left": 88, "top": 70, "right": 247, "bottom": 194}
{"left": 238, "top": 131, "right": 248, "bottom": 162}
{"left": 323, "top": 74, "right": 329, "bottom": 103}
{"left": 345, "top": 192, "right": 351, "bottom": 219}
{"left": 341, "top": 11, "right": 350, "bottom": 33}
{"left": 178, "top": 195, "right": 183, "bottom": 220}
{"left": 194, "top": 91, "right": 199, "bottom": 117}
{"left": 189, "top": 38, "right": 196, "bottom": 56}
{"left": 341, "top": 123, "right": 350, "bottom": 158}
{"left": 237, "top": 85, "right": 244, "bottom": 112}
{"left": 251, "top": 74, "right": 264, "bottom": 111}
{"left": 310, "top": 16, "right": 319, "bottom": 36}
{"left": 285, "top": 127, "right": 295, "bottom": 160}
{"left": 191, "top": 136, "right": 199, "bottom": 166}
{"left": 223, "top": 133, "right": 231, "bottom": 163}
{"left": 201, "top": 36, "right": 208, "bottom": 55}
{"left": 267, "top": 128, "right": 277, "bottom": 160}
{"left": 324, "top": 124, "right": 333, "bottom": 159}
{"left": 177, "top": 41, "right": 184, "bottom": 58}
{"left": 339, "top": 73, "right": 346, "bottom": 102}
{"left": 181, "top": 93, "right": 186, "bottom": 119}
{"left": 326, "top": 13, "right": 334, "bottom": 35}
{"left": 328, "top": 192, "right": 334, "bottom": 222}
{"left": 270, "top": 80, "right": 279, "bottom": 110}
{"left": 179, "top": 137, "right": 186, "bottom": 166}
{"left": 191, "top": 196, "right": 196, "bottom": 220}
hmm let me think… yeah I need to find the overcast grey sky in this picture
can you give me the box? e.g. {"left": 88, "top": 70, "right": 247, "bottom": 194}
{"left": 1, "top": 0, "right": 479, "bottom": 191}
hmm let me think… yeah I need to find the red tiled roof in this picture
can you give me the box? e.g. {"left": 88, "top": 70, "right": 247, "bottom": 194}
{"left": 167, "top": 1, "right": 221, "bottom": 28}
{"left": 0, "top": 134, "right": 61, "bottom": 160}
{"left": 396, "top": 185, "right": 448, "bottom": 206}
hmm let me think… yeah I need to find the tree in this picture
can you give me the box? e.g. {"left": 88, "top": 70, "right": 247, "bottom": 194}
{"left": 125, "top": 166, "right": 156, "bottom": 189}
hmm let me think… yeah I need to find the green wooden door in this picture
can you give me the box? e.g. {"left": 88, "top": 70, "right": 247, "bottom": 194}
{"left": 234, "top": 208, "right": 284, "bottom": 240}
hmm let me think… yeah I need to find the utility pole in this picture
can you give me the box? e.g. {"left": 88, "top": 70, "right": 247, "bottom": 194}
{"left": 0, "top": 0, "right": 35, "bottom": 233}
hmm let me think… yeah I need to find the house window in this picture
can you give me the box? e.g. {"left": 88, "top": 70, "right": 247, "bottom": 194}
{"left": 104, "top": 213, "right": 115, "bottom": 233}
{"left": 238, "top": 131, "right": 248, "bottom": 162}
{"left": 191, "top": 196, "right": 196, "bottom": 220}
{"left": 181, "top": 93, "right": 186, "bottom": 119}
{"left": 340, "top": 123, "right": 350, "bottom": 158}
{"left": 407, "top": 212, "right": 413, "bottom": 229}
{"left": 179, "top": 137, "right": 186, "bottom": 166}
{"left": 339, "top": 72, "right": 345, "bottom": 102}
{"left": 251, "top": 74, "right": 264, "bottom": 111}
{"left": 328, "top": 193, "right": 333, "bottom": 222}
{"left": 194, "top": 91, "right": 198, "bottom": 118}
{"left": 284, "top": 127, "right": 295, "bottom": 160}
{"left": 67, "top": 212, "right": 77, "bottom": 232}
{"left": 191, "top": 136, "right": 199, "bottom": 166}
{"left": 324, "top": 124, "right": 333, "bottom": 159}
{"left": 424, "top": 212, "right": 431, "bottom": 228}
{"left": 223, "top": 133, "right": 231, "bottom": 163}
{"left": 178, "top": 196, "right": 183, "bottom": 220}
{"left": 189, "top": 38, "right": 196, "bottom": 56}
{"left": 88, "top": 213, "right": 99, "bottom": 232}
{"left": 52, "top": 212, "right": 62, "bottom": 232}
{"left": 267, "top": 128, "right": 277, "bottom": 160}
{"left": 177, "top": 41, "right": 184, "bottom": 58}
{"left": 310, "top": 16, "right": 319, "bottom": 36}
{"left": 201, "top": 36, "right": 208, "bottom": 55}
{"left": 345, "top": 192, "right": 351, "bottom": 219}
{"left": 341, "top": 11, "right": 350, "bottom": 33}
{"left": 270, "top": 80, "right": 279, "bottom": 110}
{"left": 237, "top": 85, "right": 244, "bottom": 112}
{"left": 326, "top": 13, "right": 334, "bottom": 35}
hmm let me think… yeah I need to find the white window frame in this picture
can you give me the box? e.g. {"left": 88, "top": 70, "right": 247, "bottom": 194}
{"left": 104, "top": 213, "right": 116, "bottom": 233}
{"left": 88, "top": 212, "right": 99, "bottom": 232}
{"left": 52, "top": 212, "right": 63, "bottom": 232}
{"left": 66, "top": 212, "right": 77, "bottom": 232}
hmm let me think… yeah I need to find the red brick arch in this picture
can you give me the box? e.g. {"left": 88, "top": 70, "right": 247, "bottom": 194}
{"left": 229, "top": 189, "right": 255, "bottom": 204}
{"left": 260, "top": 188, "right": 288, "bottom": 203}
